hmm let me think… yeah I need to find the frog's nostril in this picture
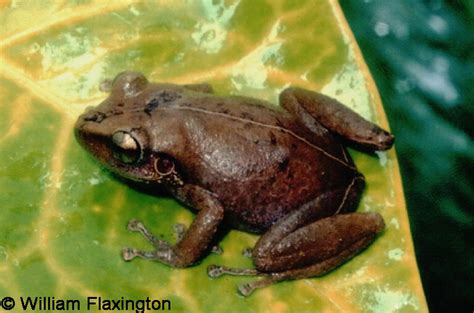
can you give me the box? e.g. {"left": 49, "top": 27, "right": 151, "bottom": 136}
{"left": 83, "top": 111, "right": 106, "bottom": 123}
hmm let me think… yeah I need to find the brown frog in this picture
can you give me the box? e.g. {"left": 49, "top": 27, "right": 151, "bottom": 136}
{"left": 74, "top": 71, "right": 394, "bottom": 296}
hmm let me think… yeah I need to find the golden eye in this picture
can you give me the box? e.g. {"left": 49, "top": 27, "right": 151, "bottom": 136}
{"left": 112, "top": 131, "right": 141, "bottom": 164}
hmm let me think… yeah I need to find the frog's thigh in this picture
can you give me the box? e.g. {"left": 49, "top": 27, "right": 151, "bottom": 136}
{"left": 254, "top": 176, "right": 365, "bottom": 256}
{"left": 279, "top": 87, "right": 394, "bottom": 151}
{"left": 252, "top": 177, "right": 370, "bottom": 273}
{"left": 253, "top": 212, "right": 384, "bottom": 276}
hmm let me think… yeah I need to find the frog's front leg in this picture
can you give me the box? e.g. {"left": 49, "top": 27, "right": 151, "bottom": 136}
{"left": 123, "top": 185, "right": 224, "bottom": 267}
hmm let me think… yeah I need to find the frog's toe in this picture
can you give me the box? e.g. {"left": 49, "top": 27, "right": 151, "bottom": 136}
{"left": 126, "top": 219, "right": 171, "bottom": 250}
{"left": 211, "top": 245, "right": 223, "bottom": 255}
{"left": 122, "top": 247, "right": 138, "bottom": 261}
{"left": 173, "top": 223, "right": 186, "bottom": 241}
{"left": 127, "top": 219, "right": 143, "bottom": 232}
{"left": 206, "top": 264, "right": 259, "bottom": 278}
{"left": 173, "top": 223, "right": 186, "bottom": 232}
{"left": 207, "top": 265, "right": 225, "bottom": 278}
{"left": 237, "top": 283, "right": 254, "bottom": 297}
{"left": 238, "top": 278, "right": 277, "bottom": 297}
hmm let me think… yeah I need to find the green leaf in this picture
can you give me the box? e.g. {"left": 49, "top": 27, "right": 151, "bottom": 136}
{"left": 0, "top": 0, "right": 427, "bottom": 312}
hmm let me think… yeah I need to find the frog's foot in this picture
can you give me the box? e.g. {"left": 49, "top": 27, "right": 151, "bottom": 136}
{"left": 121, "top": 220, "right": 189, "bottom": 266}
{"left": 206, "top": 265, "right": 276, "bottom": 297}
{"left": 211, "top": 245, "right": 223, "bottom": 255}
{"left": 121, "top": 246, "right": 176, "bottom": 263}
{"left": 127, "top": 219, "right": 169, "bottom": 250}
{"left": 207, "top": 265, "right": 259, "bottom": 278}
{"left": 122, "top": 185, "right": 225, "bottom": 268}
{"left": 173, "top": 223, "right": 186, "bottom": 242}
{"left": 237, "top": 278, "right": 278, "bottom": 297}
{"left": 121, "top": 221, "right": 177, "bottom": 264}
{"left": 123, "top": 219, "right": 173, "bottom": 262}
{"left": 122, "top": 247, "right": 156, "bottom": 261}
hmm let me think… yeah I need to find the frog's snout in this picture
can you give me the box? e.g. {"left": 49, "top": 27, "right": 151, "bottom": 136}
{"left": 74, "top": 108, "right": 105, "bottom": 148}
{"left": 74, "top": 109, "right": 112, "bottom": 167}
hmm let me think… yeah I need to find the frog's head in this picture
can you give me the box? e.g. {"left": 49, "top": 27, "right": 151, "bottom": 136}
{"left": 74, "top": 72, "right": 173, "bottom": 184}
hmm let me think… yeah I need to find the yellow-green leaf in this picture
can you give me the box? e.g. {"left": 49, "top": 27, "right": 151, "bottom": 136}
{"left": 0, "top": 0, "right": 428, "bottom": 312}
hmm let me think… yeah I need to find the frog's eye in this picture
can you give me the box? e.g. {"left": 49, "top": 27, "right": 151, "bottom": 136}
{"left": 111, "top": 131, "right": 142, "bottom": 164}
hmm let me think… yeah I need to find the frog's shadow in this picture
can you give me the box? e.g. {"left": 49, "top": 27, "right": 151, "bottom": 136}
{"left": 109, "top": 171, "right": 169, "bottom": 197}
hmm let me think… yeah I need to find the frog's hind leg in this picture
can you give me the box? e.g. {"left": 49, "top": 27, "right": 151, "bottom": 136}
{"left": 209, "top": 212, "right": 385, "bottom": 296}
{"left": 280, "top": 87, "right": 394, "bottom": 151}
{"left": 208, "top": 182, "right": 385, "bottom": 296}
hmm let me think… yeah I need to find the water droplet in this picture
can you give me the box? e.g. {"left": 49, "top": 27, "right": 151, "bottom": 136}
{"left": 388, "top": 248, "right": 404, "bottom": 261}
{"left": 428, "top": 15, "right": 448, "bottom": 34}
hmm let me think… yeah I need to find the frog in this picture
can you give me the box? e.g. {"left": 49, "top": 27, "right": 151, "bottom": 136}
{"left": 74, "top": 71, "right": 394, "bottom": 296}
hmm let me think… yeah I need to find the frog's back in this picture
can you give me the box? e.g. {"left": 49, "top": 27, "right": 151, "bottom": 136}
{"left": 163, "top": 93, "right": 358, "bottom": 233}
